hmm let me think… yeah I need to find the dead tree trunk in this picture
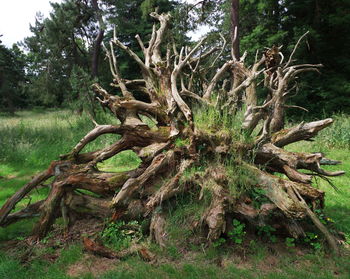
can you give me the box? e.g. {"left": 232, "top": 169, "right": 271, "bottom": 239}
{"left": 91, "top": 0, "right": 105, "bottom": 78}
{"left": 0, "top": 13, "right": 345, "bottom": 255}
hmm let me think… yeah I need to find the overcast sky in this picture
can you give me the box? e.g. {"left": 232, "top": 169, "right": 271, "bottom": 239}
{"left": 0, "top": 0, "right": 62, "bottom": 47}
{"left": 0, "top": 0, "right": 207, "bottom": 47}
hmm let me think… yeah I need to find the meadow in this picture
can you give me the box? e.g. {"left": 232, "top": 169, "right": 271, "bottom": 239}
{"left": 0, "top": 110, "right": 349, "bottom": 278}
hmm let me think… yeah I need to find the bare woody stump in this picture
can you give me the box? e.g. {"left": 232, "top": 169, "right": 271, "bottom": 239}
{"left": 0, "top": 14, "right": 345, "bottom": 255}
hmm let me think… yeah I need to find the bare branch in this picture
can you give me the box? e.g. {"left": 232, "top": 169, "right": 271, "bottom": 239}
{"left": 203, "top": 60, "right": 234, "bottom": 100}
{"left": 283, "top": 104, "right": 308, "bottom": 112}
{"left": 71, "top": 125, "right": 122, "bottom": 156}
{"left": 112, "top": 28, "right": 149, "bottom": 74}
{"left": 271, "top": 118, "right": 334, "bottom": 147}
{"left": 135, "top": 34, "right": 146, "bottom": 53}
{"left": 103, "top": 41, "right": 133, "bottom": 98}
{"left": 171, "top": 38, "right": 206, "bottom": 122}
{"left": 149, "top": 12, "right": 171, "bottom": 63}
{"left": 210, "top": 33, "right": 227, "bottom": 68}
{"left": 285, "top": 31, "right": 309, "bottom": 68}
{"left": 231, "top": 26, "right": 238, "bottom": 61}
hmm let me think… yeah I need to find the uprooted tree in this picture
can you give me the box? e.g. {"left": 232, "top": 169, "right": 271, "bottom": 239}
{"left": 0, "top": 12, "right": 346, "bottom": 254}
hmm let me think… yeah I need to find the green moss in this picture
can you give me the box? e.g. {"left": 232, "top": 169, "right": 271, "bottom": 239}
{"left": 174, "top": 138, "right": 190, "bottom": 148}
{"left": 224, "top": 160, "right": 259, "bottom": 198}
{"left": 107, "top": 172, "right": 129, "bottom": 186}
{"left": 157, "top": 126, "right": 171, "bottom": 137}
{"left": 270, "top": 128, "right": 289, "bottom": 142}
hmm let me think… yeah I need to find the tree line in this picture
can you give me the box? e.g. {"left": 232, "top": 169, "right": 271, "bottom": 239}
{"left": 1, "top": 0, "right": 349, "bottom": 117}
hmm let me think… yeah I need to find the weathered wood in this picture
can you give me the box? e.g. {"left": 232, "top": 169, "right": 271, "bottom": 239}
{"left": 200, "top": 167, "right": 230, "bottom": 241}
{"left": 255, "top": 143, "right": 345, "bottom": 184}
{"left": 1, "top": 12, "right": 345, "bottom": 253}
{"left": 111, "top": 151, "right": 175, "bottom": 208}
{"left": 287, "top": 185, "right": 339, "bottom": 254}
{"left": 70, "top": 125, "right": 122, "bottom": 156}
{"left": 32, "top": 181, "right": 66, "bottom": 239}
{"left": 0, "top": 163, "right": 55, "bottom": 225}
{"left": 1, "top": 200, "right": 44, "bottom": 227}
{"left": 149, "top": 212, "right": 167, "bottom": 247}
{"left": 66, "top": 192, "right": 113, "bottom": 218}
{"left": 146, "top": 159, "right": 194, "bottom": 213}
{"left": 271, "top": 119, "right": 334, "bottom": 147}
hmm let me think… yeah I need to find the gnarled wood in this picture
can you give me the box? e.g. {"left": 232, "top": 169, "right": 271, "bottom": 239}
{"left": 0, "top": 13, "right": 345, "bottom": 254}
{"left": 271, "top": 119, "right": 334, "bottom": 147}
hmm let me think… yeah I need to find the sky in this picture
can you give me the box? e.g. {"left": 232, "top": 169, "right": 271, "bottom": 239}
{"left": 0, "top": 0, "right": 63, "bottom": 47}
{"left": 0, "top": 0, "right": 208, "bottom": 47}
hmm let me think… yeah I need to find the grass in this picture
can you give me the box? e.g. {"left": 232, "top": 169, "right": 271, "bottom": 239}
{"left": 0, "top": 110, "right": 350, "bottom": 278}
{"left": 194, "top": 104, "right": 255, "bottom": 143}
{"left": 286, "top": 141, "right": 350, "bottom": 237}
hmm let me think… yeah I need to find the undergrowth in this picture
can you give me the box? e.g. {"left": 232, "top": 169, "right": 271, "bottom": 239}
{"left": 100, "top": 220, "right": 143, "bottom": 251}
{"left": 194, "top": 104, "right": 254, "bottom": 143}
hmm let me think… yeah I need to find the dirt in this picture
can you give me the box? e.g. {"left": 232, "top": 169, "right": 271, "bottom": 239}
{"left": 258, "top": 255, "right": 280, "bottom": 272}
{"left": 49, "top": 217, "right": 104, "bottom": 244}
{"left": 67, "top": 253, "right": 119, "bottom": 277}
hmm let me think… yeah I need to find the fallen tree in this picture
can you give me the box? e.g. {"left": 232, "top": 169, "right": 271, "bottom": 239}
{"left": 0, "top": 12, "right": 345, "bottom": 254}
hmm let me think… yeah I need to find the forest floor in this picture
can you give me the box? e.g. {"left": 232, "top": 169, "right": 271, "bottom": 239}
{"left": 0, "top": 110, "right": 349, "bottom": 279}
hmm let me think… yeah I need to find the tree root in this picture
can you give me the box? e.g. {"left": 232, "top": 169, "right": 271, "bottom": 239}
{"left": 0, "top": 14, "right": 346, "bottom": 255}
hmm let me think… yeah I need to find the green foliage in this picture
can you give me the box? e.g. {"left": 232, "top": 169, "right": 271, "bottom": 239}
{"left": 0, "top": 244, "right": 83, "bottom": 279}
{"left": 314, "top": 114, "right": 350, "bottom": 149}
{"left": 212, "top": 237, "right": 226, "bottom": 247}
{"left": 40, "top": 231, "right": 54, "bottom": 245}
{"left": 249, "top": 188, "right": 270, "bottom": 209}
{"left": 286, "top": 128, "right": 350, "bottom": 236}
{"left": 67, "top": 66, "right": 97, "bottom": 114}
{"left": 166, "top": 192, "right": 208, "bottom": 244}
{"left": 0, "top": 44, "right": 26, "bottom": 113}
{"left": 140, "top": 0, "right": 174, "bottom": 20}
{"left": 101, "top": 220, "right": 142, "bottom": 250}
{"left": 99, "top": 150, "right": 141, "bottom": 172}
{"left": 174, "top": 137, "right": 190, "bottom": 148}
{"left": 0, "top": 110, "right": 96, "bottom": 168}
{"left": 285, "top": 237, "right": 296, "bottom": 248}
{"left": 0, "top": 110, "right": 140, "bottom": 173}
{"left": 22, "top": 1, "right": 94, "bottom": 107}
{"left": 303, "top": 232, "right": 322, "bottom": 251}
{"left": 225, "top": 160, "right": 258, "bottom": 199}
{"left": 194, "top": 104, "right": 240, "bottom": 134}
{"left": 217, "top": 0, "right": 350, "bottom": 116}
{"left": 16, "top": 0, "right": 181, "bottom": 108}
{"left": 2, "top": 0, "right": 350, "bottom": 118}
{"left": 227, "top": 219, "right": 246, "bottom": 244}
{"left": 257, "top": 225, "right": 277, "bottom": 243}
{"left": 314, "top": 209, "right": 331, "bottom": 225}
{"left": 166, "top": 245, "right": 182, "bottom": 260}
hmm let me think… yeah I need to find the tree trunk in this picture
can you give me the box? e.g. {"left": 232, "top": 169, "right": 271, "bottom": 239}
{"left": 91, "top": 0, "right": 104, "bottom": 78}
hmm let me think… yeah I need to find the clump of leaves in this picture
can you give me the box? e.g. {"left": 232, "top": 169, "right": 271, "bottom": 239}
{"left": 212, "top": 237, "right": 226, "bottom": 247}
{"left": 228, "top": 219, "right": 246, "bottom": 244}
{"left": 174, "top": 137, "right": 190, "bottom": 148}
{"left": 304, "top": 232, "right": 322, "bottom": 251}
{"left": 257, "top": 224, "right": 277, "bottom": 243}
{"left": 315, "top": 209, "right": 334, "bottom": 225}
{"left": 101, "top": 220, "right": 142, "bottom": 250}
{"left": 250, "top": 188, "right": 270, "bottom": 209}
{"left": 285, "top": 237, "right": 296, "bottom": 248}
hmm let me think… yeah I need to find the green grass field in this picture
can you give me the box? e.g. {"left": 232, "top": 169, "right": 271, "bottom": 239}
{"left": 0, "top": 110, "right": 349, "bottom": 278}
